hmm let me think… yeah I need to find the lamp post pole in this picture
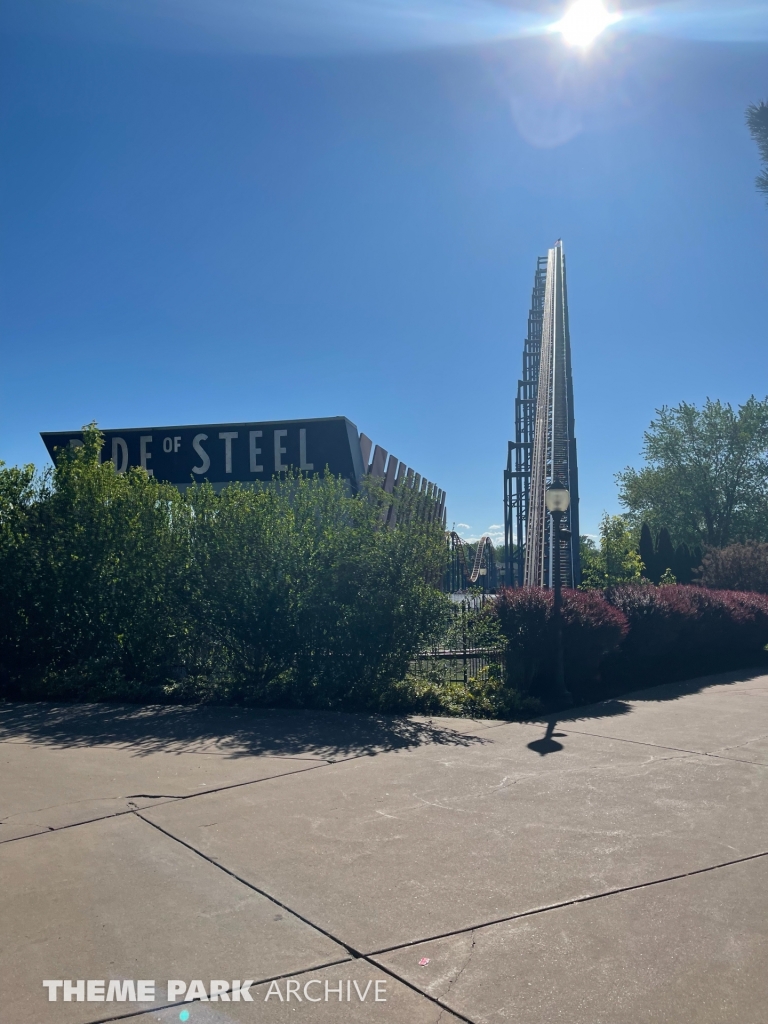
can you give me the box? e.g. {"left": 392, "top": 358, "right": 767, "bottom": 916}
{"left": 546, "top": 481, "right": 573, "bottom": 708}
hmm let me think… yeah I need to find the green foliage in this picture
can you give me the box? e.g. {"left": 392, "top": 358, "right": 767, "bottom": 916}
{"left": 444, "top": 599, "right": 505, "bottom": 650}
{"left": 579, "top": 515, "right": 643, "bottom": 589}
{"left": 387, "top": 661, "right": 542, "bottom": 719}
{"left": 398, "top": 598, "right": 540, "bottom": 718}
{"left": 0, "top": 429, "right": 193, "bottom": 699}
{"left": 635, "top": 522, "right": 701, "bottom": 584}
{"left": 617, "top": 398, "right": 768, "bottom": 548}
{"left": 639, "top": 522, "right": 655, "bottom": 581}
{"left": 656, "top": 527, "right": 675, "bottom": 581}
{"left": 746, "top": 100, "right": 768, "bottom": 201}
{"left": 673, "top": 543, "right": 700, "bottom": 585}
{"left": 0, "top": 426, "right": 448, "bottom": 708}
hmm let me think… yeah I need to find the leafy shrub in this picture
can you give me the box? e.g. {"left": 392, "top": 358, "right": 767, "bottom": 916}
{"left": 494, "top": 584, "right": 768, "bottom": 707}
{"left": 561, "top": 589, "right": 630, "bottom": 688}
{"left": 579, "top": 514, "right": 643, "bottom": 589}
{"left": 493, "top": 587, "right": 628, "bottom": 700}
{"left": 0, "top": 427, "right": 448, "bottom": 708}
{"left": 605, "top": 584, "right": 768, "bottom": 677}
{"left": 699, "top": 543, "right": 768, "bottom": 594}
{"left": 383, "top": 661, "right": 543, "bottom": 719}
{"left": 6, "top": 426, "right": 768, "bottom": 718}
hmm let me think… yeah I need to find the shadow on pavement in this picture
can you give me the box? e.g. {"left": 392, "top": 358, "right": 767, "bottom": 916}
{"left": 609, "top": 665, "right": 767, "bottom": 703}
{"left": 526, "top": 720, "right": 566, "bottom": 756}
{"left": 2, "top": 668, "right": 763, "bottom": 761}
{"left": 0, "top": 702, "right": 489, "bottom": 760}
{"left": 525, "top": 665, "right": 768, "bottom": 727}
{"left": 520, "top": 667, "right": 767, "bottom": 757}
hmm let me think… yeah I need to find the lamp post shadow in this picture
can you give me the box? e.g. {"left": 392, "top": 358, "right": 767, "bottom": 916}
{"left": 526, "top": 720, "right": 567, "bottom": 756}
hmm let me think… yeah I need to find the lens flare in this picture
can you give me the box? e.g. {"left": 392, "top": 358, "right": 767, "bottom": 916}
{"left": 554, "top": 0, "right": 620, "bottom": 47}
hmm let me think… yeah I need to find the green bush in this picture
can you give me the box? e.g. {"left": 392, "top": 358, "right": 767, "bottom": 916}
{"left": 385, "top": 663, "right": 543, "bottom": 719}
{"left": 0, "top": 426, "right": 448, "bottom": 708}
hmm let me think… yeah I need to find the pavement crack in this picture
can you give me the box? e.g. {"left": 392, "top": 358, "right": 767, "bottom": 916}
{"left": 561, "top": 727, "right": 732, "bottom": 760}
{"left": 125, "top": 793, "right": 179, "bottom": 800}
{"left": 84, "top": 957, "right": 355, "bottom": 1024}
{"left": 703, "top": 751, "right": 768, "bottom": 767}
{"left": 0, "top": 807, "right": 138, "bottom": 844}
{"left": 361, "top": 955, "right": 478, "bottom": 1024}
{"left": 710, "top": 732, "right": 768, "bottom": 754}
{"left": 0, "top": 759, "right": 345, "bottom": 845}
{"left": 444, "top": 928, "right": 476, "bottom": 999}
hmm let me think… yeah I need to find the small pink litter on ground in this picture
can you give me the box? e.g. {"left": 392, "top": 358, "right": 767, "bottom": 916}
{"left": 418, "top": 958, "right": 430, "bottom": 966}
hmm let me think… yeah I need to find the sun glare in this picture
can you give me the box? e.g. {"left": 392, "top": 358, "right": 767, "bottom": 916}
{"left": 555, "top": 0, "right": 619, "bottom": 47}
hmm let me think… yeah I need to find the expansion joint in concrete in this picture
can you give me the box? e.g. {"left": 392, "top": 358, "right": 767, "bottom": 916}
{"left": 133, "top": 811, "right": 365, "bottom": 960}
{"left": 367, "top": 847, "right": 768, "bottom": 958}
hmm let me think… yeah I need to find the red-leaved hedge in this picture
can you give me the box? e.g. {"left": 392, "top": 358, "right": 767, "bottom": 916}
{"left": 606, "top": 585, "right": 768, "bottom": 665}
{"left": 494, "top": 587, "right": 628, "bottom": 696}
{"left": 493, "top": 584, "right": 768, "bottom": 704}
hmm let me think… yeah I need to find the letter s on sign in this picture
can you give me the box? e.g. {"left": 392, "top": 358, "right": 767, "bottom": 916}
{"left": 192, "top": 434, "right": 210, "bottom": 475}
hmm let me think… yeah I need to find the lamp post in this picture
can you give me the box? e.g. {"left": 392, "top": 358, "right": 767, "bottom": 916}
{"left": 545, "top": 481, "right": 573, "bottom": 707}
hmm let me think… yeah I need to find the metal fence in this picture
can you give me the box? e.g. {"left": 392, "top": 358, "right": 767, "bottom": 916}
{"left": 410, "top": 648, "right": 505, "bottom": 685}
{"left": 411, "top": 596, "right": 505, "bottom": 685}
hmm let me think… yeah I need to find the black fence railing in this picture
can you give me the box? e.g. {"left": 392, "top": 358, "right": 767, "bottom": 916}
{"left": 412, "top": 596, "right": 505, "bottom": 685}
{"left": 410, "top": 649, "right": 506, "bottom": 685}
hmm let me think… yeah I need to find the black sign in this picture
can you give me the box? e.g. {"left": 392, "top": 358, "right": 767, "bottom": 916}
{"left": 41, "top": 417, "right": 365, "bottom": 487}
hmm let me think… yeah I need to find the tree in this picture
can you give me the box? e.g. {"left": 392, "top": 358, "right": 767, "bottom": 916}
{"left": 579, "top": 535, "right": 601, "bottom": 587}
{"left": 699, "top": 542, "right": 768, "bottom": 593}
{"left": 674, "top": 543, "right": 693, "bottom": 585}
{"left": 656, "top": 527, "right": 675, "bottom": 579}
{"left": 636, "top": 523, "right": 702, "bottom": 584}
{"left": 617, "top": 398, "right": 768, "bottom": 548}
{"left": 639, "top": 522, "right": 656, "bottom": 581}
{"left": 580, "top": 515, "right": 643, "bottom": 590}
{"left": 746, "top": 100, "right": 768, "bottom": 202}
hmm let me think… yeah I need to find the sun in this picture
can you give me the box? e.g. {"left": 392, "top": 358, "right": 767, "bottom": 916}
{"left": 554, "top": 0, "right": 620, "bottom": 47}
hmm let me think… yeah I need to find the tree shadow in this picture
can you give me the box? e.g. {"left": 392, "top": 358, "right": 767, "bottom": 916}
{"left": 0, "top": 701, "right": 489, "bottom": 760}
{"left": 2, "top": 668, "right": 763, "bottom": 761}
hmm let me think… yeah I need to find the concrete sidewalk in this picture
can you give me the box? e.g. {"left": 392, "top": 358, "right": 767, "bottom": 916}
{"left": 2, "top": 670, "right": 767, "bottom": 1024}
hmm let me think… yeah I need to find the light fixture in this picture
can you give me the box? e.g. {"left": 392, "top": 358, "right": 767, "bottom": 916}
{"left": 545, "top": 481, "right": 571, "bottom": 513}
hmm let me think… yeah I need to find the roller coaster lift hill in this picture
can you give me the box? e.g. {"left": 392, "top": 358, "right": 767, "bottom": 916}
{"left": 504, "top": 241, "right": 581, "bottom": 591}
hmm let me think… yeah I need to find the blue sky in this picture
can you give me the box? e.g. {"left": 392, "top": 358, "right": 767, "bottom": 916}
{"left": 1, "top": 1, "right": 767, "bottom": 541}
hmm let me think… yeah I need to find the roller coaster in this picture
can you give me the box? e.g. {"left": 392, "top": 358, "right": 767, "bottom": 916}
{"left": 445, "top": 532, "right": 498, "bottom": 592}
{"left": 504, "top": 241, "right": 580, "bottom": 589}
